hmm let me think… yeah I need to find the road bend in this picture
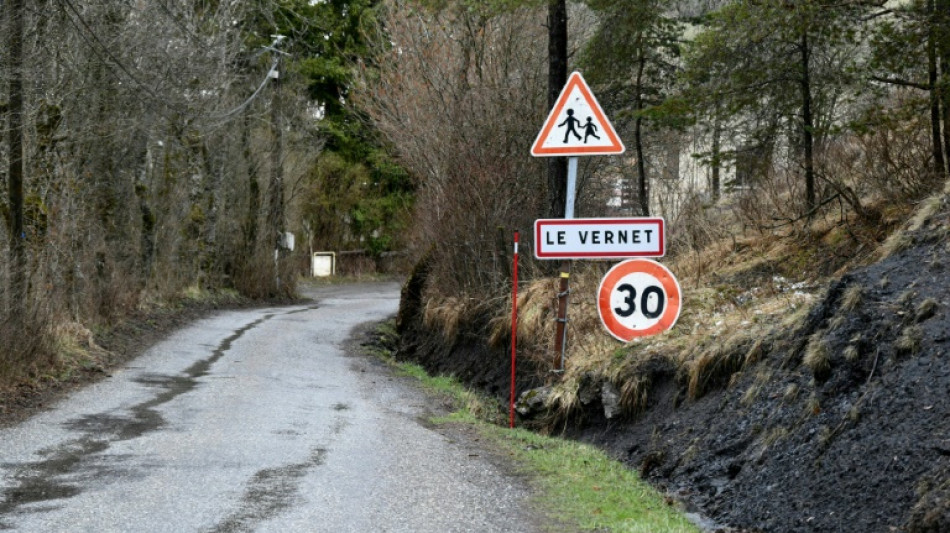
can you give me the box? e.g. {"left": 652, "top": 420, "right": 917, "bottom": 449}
{"left": 0, "top": 282, "right": 539, "bottom": 532}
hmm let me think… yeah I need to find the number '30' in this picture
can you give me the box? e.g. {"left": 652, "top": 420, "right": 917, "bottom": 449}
{"left": 614, "top": 284, "right": 665, "bottom": 319}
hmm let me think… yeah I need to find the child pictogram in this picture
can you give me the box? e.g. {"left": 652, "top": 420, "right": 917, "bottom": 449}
{"left": 583, "top": 117, "right": 600, "bottom": 144}
{"left": 559, "top": 109, "right": 582, "bottom": 143}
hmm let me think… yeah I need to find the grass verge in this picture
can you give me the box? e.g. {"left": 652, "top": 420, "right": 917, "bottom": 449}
{"left": 370, "top": 321, "right": 699, "bottom": 533}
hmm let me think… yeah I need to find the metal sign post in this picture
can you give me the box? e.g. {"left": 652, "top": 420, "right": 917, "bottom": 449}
{"left": 532, "top": 72, "right": 625, "bottom": 374}
{"left": 565, "top": 157, "right": 579, "bottom": 218}
{"left": 552, "top": 157, "right": 578, "bottom": 372}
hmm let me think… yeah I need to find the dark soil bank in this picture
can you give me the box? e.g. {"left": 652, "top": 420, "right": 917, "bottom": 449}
{"left": 395, "top": 255, "right": 546, "bottom": 400}
{"left": 397, "top": 204, "right": 950, "bottom": 532}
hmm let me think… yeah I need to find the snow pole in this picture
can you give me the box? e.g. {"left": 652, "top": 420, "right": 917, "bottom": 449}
{"left": 509, "top": 231, "right": 519, "bottom": 429}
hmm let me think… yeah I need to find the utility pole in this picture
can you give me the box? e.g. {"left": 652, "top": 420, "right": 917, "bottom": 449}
{"left": 267, "top": 36, "right": 288, "bottom": 294}
{"left": 6, "top": 0, "right": 27, "bottom": 314}
{"left": 548, "top": 0, "right": 570, "bottom": 372}
{"left": 547, "top": 0, "right": 568, "bottom": 221}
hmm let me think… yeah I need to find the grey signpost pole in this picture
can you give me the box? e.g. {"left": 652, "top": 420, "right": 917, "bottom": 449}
{"left": 565, "top": 157, "right": 578, "bottom": 219}
{"left": 531, "top": 71, "right": 624, "bottom": 375}
{"left": 554, "top": 157, "right": 578, "bottom": 372}
{"left": 553, "top": 157, "right": 578, "bottom": 372}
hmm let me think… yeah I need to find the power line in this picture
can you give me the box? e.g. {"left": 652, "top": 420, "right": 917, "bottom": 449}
{"left": 57, "top": 0, "right": 285, "bottom": 127}
{"left": 58, "top": 0, "right": 168, "bottom": 108}
{"left": 204, "top": 57, "right": 280, "bottom": 126}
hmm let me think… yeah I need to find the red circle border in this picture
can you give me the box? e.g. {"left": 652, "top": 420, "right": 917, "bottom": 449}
{"left": 597, "top": 259, "right": 682, "bottom": 342}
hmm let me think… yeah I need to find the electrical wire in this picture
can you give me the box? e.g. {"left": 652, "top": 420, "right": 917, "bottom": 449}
{"left": 57, "top": 0, "right": 284, "bottom": 127}
{"left": 58, "top": 0, "right": 168, "bottom": 107}
{"left": 203, "top": 57, "right": 280, "bottom": 126}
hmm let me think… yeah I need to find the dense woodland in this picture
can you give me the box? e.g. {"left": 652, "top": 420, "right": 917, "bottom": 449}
{"left": 0, "top": 0, "right": 412, "bottom": 384}
{"left": 2, "top": 0, "right": 950, "bottom": 387}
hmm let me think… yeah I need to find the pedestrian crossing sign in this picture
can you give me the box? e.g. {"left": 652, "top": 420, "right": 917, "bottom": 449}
{"left": 531, "top": 71, "right": 625, "bottom": 157}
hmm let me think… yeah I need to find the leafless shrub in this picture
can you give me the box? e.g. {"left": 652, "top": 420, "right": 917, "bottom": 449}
{"left": 851, "top": 94, "right": 943, "bottom": 204}
{"left": 354, "top": 1, "right": 549, "bottom": 301}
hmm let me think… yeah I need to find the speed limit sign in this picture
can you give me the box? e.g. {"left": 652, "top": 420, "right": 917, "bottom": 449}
{"left": 598, "top": 259, "right": 682, "bottom": 342}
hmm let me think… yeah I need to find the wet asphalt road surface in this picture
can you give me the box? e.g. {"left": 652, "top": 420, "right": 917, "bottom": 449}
{"left": 0, "top": 282, "right": 540, "bottom": 532}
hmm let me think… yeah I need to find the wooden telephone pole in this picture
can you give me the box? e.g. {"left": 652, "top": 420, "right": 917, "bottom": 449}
{"left": 548, "top": 0, "right": 569, "bottom": 372}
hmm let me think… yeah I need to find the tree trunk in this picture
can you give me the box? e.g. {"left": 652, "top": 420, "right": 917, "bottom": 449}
{"left": 800, "top": 25, "right": 816, "bottom": 212}
{"left": 5, "top": 0, "right": 27, "bottom": 312}
{"left": 200, "top": 141, "right": 219, "bottom": 287}
{"left": 546, "top": 0, "right": 568, "bottom": 220}
{"left": 935, "top": 0, "right": 950, "bottom": 170}
{"left": 711, "top": 113, "right": 722, "bottom": 203}
{"left": 928, "top": 0, "right": 948, "bottom": 177}
{"left": 634, "top": 38, "right": 649, "bottom": 217}
{"left": 243, "top": 108, "right": 259, "bottom": 255}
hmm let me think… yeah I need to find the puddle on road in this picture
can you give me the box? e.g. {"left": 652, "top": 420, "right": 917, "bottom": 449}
{"left": 0, "top": 310, "right": 297, "bottom": 524}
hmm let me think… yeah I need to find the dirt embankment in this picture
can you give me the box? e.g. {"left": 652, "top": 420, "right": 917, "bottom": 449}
{"left": 397, "top": 202, "right": 950, "bottom": 532}
{"left": 394, "top": 255, "right": 547, "bottom": 399}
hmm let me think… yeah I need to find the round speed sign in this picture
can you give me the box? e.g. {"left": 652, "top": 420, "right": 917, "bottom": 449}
{"left": 598, "top": 259, "right": 682, "bottom": 342}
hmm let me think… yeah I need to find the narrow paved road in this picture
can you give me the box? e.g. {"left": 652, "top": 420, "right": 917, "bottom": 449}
{"left": 0, "top": 282, "right": 540, "bottom": 532}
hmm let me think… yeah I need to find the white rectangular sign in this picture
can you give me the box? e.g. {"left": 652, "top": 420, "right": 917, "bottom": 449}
{"left": 534, "top": 218, "right": 664, "bottom": 259}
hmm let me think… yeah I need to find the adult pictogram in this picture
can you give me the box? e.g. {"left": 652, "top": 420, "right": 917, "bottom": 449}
{"left": 598, "top": 259, "right": 681, "bottom": 342}
{"left": 531, "top": 71, "right": 624, "bottom": 157}
{"left": 559, "top": 109, "right": 582, "bottom": 143}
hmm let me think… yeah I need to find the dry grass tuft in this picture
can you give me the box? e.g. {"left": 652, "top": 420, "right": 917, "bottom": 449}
{"left": 423, "top": 296, "right": 466, "bottom": 343}
{"left": 745, "top": 338, "right": 765, "bottom": 366}
{"left": 687, "top": 332, "right": 753, "bottom": 400}
{"left": 803, "top": 333, "right": 831, "bottom": 380}
{"left": 764, "top": 426, "right": 790, "bottom": 447}
{"left": 740, "top": 380, "right": 759, "bottom": 407}
{"left": 841, "top": 285, "right": 864, "bottom": 313}
{"left": 898, "top": 288, "right": 917, "bottom": 307}
{"left": 843, "top": 344, "right": 860, "bottom": 362}
{"left": 829, "top": 314, "right": 847, "bottom": 331}
{"left": 915, "top": 298, "right": 939, "bottom": 323}
{"left": 805, "top": 393, "right": 822, "bottom": 416}
{"left": 895, "top": 325, "right": 924, "bottom": 355}
{"left": 741, "top": 369, "right": 773, "bottom": 407}
{"left": 783, "top": 383, "right": 800, "bottom": 403}
{"left": 620, "top": 373, "right": 652, "bottom": 416}
{"left": 880, "top": 192, "right": 945, "bottom": 259}
{"left": 516, "top": 278, "right": 559, "bottom": 341}
{"left": 43, "top": 321, "right": 109, "bottom": 381}
{"left": 52, "top": 321, "right": 100, "bottom": 355}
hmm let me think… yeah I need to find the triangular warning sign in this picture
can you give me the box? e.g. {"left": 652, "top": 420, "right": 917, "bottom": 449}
{"left": 531, "top": 71, "right": 625, "bottom": 157}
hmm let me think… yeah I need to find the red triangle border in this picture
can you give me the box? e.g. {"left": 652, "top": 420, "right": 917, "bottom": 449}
{"left": 531, "top": 72, "right": 625, "bottom": 157}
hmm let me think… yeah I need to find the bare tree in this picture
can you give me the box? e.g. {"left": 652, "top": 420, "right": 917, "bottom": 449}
{"left": 355, "top": 0, "right": 550, "bottom": 297}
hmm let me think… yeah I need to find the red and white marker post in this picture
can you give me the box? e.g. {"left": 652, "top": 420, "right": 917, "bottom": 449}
{"left": 509, "top": 232, "right": 519, "bottom": 428}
